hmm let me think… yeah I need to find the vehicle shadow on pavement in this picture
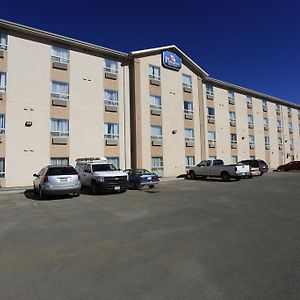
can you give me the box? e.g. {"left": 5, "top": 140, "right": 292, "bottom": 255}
{"left": 24, "top": 189, "right": 76, "bottom": 201}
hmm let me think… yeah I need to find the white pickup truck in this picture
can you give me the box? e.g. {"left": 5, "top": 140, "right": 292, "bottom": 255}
{"left": 188, "top": 159, "right": 251, "bottom": 181}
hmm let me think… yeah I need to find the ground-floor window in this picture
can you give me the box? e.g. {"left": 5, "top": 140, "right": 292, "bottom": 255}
{"left": 185, "top": 156, "right": 195, "bottom": 168}
{"left": 151, "top": 157, "right": 163, "bottom": 172}
{"left": 231, "top": 156, "right": 238, "bottom": 164}
{"left": 0, "top": 157, "right": 5, "bottom": 178}
{"left": 107, "top": 157, "right": 119, "bottom": 169}
{"left": 51, "top": 157, "right": 69, "bottom": 166}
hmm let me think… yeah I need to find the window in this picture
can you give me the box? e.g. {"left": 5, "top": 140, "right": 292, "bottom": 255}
{"left": 0, "top": 32, "right": 7, "bottom": 49}
{"left": 0, "top": 72, "right": 6, "bottom": 91}
{"left": 150, "top": 94, "right": 161, "bottom": 109}
{"left": 104, "top": 59, "right": 118, "bottom": 74}
{"left": 231, "top": 156, "right": 238, "bottom": 164}
{"left": 263, "top": 117, "right": 269, "bottom": 126}
{"left": 51, "top": 119, "right": 69, "bottom": 136}
{"left": 276, "top": 104, "right": 281, "bottom": 113}
{"left": 182, "top": 74, "right": 192, "bottom": 88}
{"left": 51, "top": 158, "right": 69, "bottom": 166}
{"left": 248, "top": 114, "right": 253, "bottom": 125}
{"left": 278, "top": 138, "right": 283, "bottom": 146}
{"left": 208, "top": 131, "right": 216, "bottom": 143}
{"left": 230, "top": 133, "right": 237, "bottom": 144}
{"left": 104, "top": 123, "right": 119, "bottom": 139}
{"left": 151, "top": 125, "right": 162, "bottom": 140}
{"left": 51, "top": 46, "right": 69, "bottom": 63}
{"left": 206, "top": 84, "right": 214, "bottom": 95}
{"left": 250, "top": 156, "right": 255, "bottom": 160}
{"left": 107, "top": 157, "right": 119, "bottom": 169}
{"left": 265, "top": 136, "right": 270, "bottom": 146}
{"left": 288, "top": 122, "right": 293, "bottom": 132}
{"left": 184, "top": 101, "right": 193, "bottom": 114}
{"left": 208, "top": 156, "right": 216, "bottom": 160}
{"left": 0, "top": 157, "right": 5, "bottom": 178}
{"left": 185, "top": 156, "right": 195, "bottom": 168}
{"left": 288, "top": 107, "right": 292, "bottom": 114}
{"left": 0, "top": 114, "right": 5, "bottom": 134}
{"left": 277, "top": 120, "right": 282, "bottom": 128}
{"left": 229, "top": 111, "right": 236, "bottom": 122}
{"left": 247, "top": 96, "right": 252, "bottom": 106}
{"left": 262, "top": 100, "right": 267, "bottom": 109}
{"left": 149, "top": 65, "right": 160, "bottom": 81}
{"left": 51, "top": 81, "right": 69, "bottom": 100}
{"left": 290, "top": 139, "right": 294, "bottom": 146}
{"left": 228, "top": 90, "right": 234, "bottom": 100}
{"left": 185, "top": 128, "right": 194, "bottom": 141}
{"left": 249, "top": 135, "right": 255, "bottom": 145}
{"left": 151, "top": 157, "right": 163, "bottom": 171}
{"left": 104, "top": 89, "right": 118, "bottom": 106}
{"left": 207, "top": 107, "right": 215, "bottom": 120}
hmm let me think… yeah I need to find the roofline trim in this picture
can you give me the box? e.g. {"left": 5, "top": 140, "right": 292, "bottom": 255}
{"left": 205, "top": 77, "right": 300, "bottom": 109}
{"left": 130, "top": 45, "right": 209, "bottom": 77}
{"left": 0, "top": 18, "right": 127, "bottom": 59}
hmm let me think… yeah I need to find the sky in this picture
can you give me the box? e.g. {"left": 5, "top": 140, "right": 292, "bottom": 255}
{"left": 1, "top": 0, "right": 300, "bottom": 105}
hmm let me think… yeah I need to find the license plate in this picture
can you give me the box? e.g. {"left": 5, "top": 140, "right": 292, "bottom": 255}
{"left": 114, "top": 186, "right": 120, "bottom": 190}
{"left": 147, "top": 177, "right": 152, "bottom": 180}
{"left": 60, "top": 178, "right": 67, "bottom": 182}
{"left": 241, "top": 173, "right": 245, "bottom": 176}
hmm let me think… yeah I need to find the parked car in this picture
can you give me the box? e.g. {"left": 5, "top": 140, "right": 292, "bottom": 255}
{"left": 277, "top": 161, "right": 300, "bottom": 172}
{"left": 238, "top": 159, "right": 268, "bottom": 176}
{"left": 124, "top": 169, "right": 159, "bottom": 189}
{"left": 188, "top": 159, "right": 251, "bottom": 182}
{"left": 33, "top": 165, "right": 81, "bottom": 199}
{"left": 75, "top": 157, "right": 128, "bottom": 194}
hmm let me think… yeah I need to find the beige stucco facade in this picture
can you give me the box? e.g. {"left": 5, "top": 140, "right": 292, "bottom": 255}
{"left": 0, "top": 19, "right": 299, "bottom": 187}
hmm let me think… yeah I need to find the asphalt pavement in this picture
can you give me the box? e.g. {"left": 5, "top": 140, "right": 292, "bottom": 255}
{"left": 0, "top": 172, "right": 299, "bottom": 300}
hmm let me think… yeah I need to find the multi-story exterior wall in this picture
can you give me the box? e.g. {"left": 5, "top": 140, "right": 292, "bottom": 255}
{"left": 0, "top": 19, "right": 131, "bottom": 187}
{"left": 0, "top": 19, "right": 299, "bottom": 187}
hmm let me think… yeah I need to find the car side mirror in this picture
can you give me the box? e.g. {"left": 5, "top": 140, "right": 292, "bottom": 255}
{"left": 33, "top": 174, "right": 39, "bottom": 178}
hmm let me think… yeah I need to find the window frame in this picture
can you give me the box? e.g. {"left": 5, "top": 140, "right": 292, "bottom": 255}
{"left": 51, "top": 118, "right": 69, "bottom": 136}
{"left": 182, "top": 74, "right": 192, "bottom": 88}
{"left": 51, "top": 46, "right": 70, "bottom": 63}
{"left": 104, "top": 89, "right": 119, "bottom": 106}
{"left": 104, "top": 59, "right": 118, "bottom": 74}
{"left": 151, "top": 156, "right": 163, "bottom": 171}
{"left": 0, "top": 32, "right": 8, "bottom": 50}
{"left": 51, "top": 80, "right": 70, "bottom": 100}
{"left": 151, "top": 125, "right": 163, "bottom": 140}
{"left": 104, "top": 122, "right": 119, "bottom": 139}
{"left": 0, "top": 72, "right": 7, "bottom": 91}
{"left": 149, "top": 65, "right": 161, "bottom": 81}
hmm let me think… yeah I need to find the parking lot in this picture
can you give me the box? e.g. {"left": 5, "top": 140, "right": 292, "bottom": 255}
{"left": 0, "top": 172, "right": 300, "bottom": 300}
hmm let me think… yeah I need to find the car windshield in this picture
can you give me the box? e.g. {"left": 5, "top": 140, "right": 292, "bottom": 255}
{"left": 92, "top": 164, "right": 117, "bottom": 172}
{"left": 47, "top": 167, "right": 77, "bottom": 176}
{"left": 135, "top": 169, "right": 152, "bottom": 175}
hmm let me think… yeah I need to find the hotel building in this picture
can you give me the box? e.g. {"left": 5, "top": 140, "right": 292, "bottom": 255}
{"left": 0, "top": 19, "right": 299, "bottom": 187}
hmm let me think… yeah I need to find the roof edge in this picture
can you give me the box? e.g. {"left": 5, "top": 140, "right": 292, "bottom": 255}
{"left": 205, "top": 77, "right": 300, "bottom": 109}
{"left": 130, "top": 45, "right": 209, "bottom": 77}
{"left": 0, "top": 18, "right": 127, "bottom": 59}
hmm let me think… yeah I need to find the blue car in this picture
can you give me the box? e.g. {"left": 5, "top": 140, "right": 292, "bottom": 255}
{"left": 124, "top": 169, "right": 159, "bottom": 190}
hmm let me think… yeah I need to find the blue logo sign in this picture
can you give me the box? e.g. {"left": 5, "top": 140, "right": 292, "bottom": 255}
{"left": 162, "top": 51, "right": 182, "bottom": 71}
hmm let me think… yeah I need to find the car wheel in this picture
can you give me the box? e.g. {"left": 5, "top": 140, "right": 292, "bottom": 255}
{"left": 38, "top": 186, "right": 44, "bottom": 200}
{"left": 189, "top": 171, "right": 196, "bottom": 180}
{"left": 221, "top": 172, "right": 230, "bottom": 182}
{"left": 259, "top": 172, "right": 263, "bottom": 176}
{"left": 74, "top": 192, "right": 80, "bottom": 197}
{"left": 149, "top": 185, "right": 154, "bottom": 188}
{"left": 129, "top": 181, "right": 135, "bottom": 190}
{"left": 235, "top": 177, "right": 241, "bottom": 181}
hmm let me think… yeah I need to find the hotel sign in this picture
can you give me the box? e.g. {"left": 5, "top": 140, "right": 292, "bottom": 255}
{"left": 162, "top": 51, "right": 182, "bottom": 71}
